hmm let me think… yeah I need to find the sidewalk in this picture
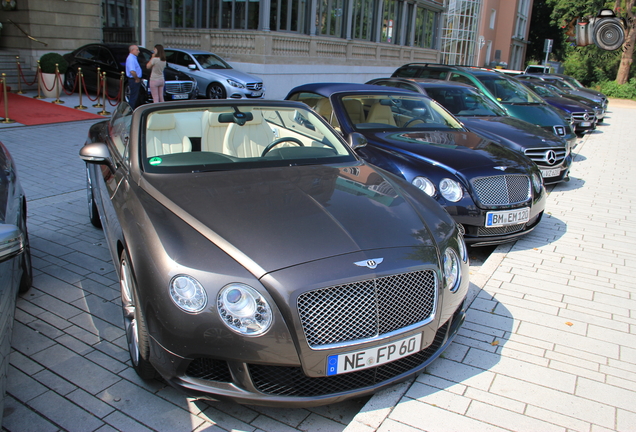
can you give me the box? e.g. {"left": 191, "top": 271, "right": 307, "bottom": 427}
{"left": 346, "top": 100, "right": 636, "bottom": 431}
{"left": 1, "top": 93, "right": 634, "bottom": 431}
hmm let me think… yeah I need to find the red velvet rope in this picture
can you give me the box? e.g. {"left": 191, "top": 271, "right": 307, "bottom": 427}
{"left": 80, "top": 73, "right": 100, "bottom": 102}
{"left": 17, "top": 63, "right": 38, "bottom": 86}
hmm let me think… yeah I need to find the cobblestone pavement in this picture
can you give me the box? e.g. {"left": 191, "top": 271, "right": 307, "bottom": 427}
{"left": 346, "top": 100, "right": 636, "bottom": 432}
{"left": 3, "top": 92, "right": 633, "bottom": 432}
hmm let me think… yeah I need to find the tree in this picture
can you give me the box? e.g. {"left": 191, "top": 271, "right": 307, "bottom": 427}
{"left": 545, "top": 0, "right": 635, "bottom": 83}
{"left": 614, "top": 0, "right": 635, "bottom": 84}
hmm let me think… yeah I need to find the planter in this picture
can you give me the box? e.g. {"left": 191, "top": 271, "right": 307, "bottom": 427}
{"left": 38, "top": 72, "right": 61, "bottom": 98}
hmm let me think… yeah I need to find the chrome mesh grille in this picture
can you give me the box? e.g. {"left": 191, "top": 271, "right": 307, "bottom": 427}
{"left": 297, "top": 271, "right": 437, "bottom": 348}
{"left": 165, "top": 81, "right": 194, "bottom": 94}
{"left": 472, "top": 175, "right": 530, "bottom": 205}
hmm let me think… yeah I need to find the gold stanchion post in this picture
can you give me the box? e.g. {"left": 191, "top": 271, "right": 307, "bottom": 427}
{"left": 75, "top": 68, "right": 86, "bottom": 110}
{"left": 52, "top": 64, "right": 65, "bottom": 104}
{"left": 15, "top": 56, "right": 23, "bottom": 94}
{"left": 2, "top": 75, "right": 16, "bottom": 124}
{"left": 33, "top": 61, "right": 44, "bottom": 99}
{"left": 93, "top": 67, "right": 103, "bottom": 108}
{"left": 99, "top": 72, "right": 110, "bottom": 116}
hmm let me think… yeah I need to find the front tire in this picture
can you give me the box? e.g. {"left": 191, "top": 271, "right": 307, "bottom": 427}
{"left": 206, "top": 83, "right": 226, "bottom": 99}
{"left": 64, "top": 68, "right": 77, "bottom": 92}
{"left": 120, "top": 251, "right": 157, "bottom": 380}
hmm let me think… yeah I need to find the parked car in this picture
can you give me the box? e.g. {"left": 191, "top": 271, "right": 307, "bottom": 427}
{"left": 391, "top": 64, "right": 577, "bottom": 148}
{"left": 164, "top": 48, "right": 264, "bottom": 99}
{"left": 367, "top": 78, "right": 572, "bottom": 184}
{"left": 286, "top": 83, "right": 547, "bottom": 246}
{"left": 63, "top": 43, "right": 198, "bottom": 106}
{"left": 518, "top": 74, "right": 608, "bottom": 116}
{"left": 516, "top": 77, "right": 605, "bottom": 123}
{"left": 78, "top": 99, "right": 469, "bottom": 406}
{"left": 524, "top": 65, "right": 554, "bottom": 74}
{"left": 518, "top": 80, "right": 597, "bottom": 137}
{"left": 0, "top": 142, "right": 32, "bottom": 425}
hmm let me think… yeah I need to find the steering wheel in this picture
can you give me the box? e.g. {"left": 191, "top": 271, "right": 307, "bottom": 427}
{"left": 261, "top": 137, "right": 305, "bottom": 157}
{"left": 404, "top": 117, "right": 427, "bottom": 127}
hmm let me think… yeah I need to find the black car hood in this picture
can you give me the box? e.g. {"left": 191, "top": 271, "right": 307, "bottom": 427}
{"left": 141, "top": 164, "right": 443, "bottom": 275}
{"left": 365, "top": 129, "right": 531, "bottom": 173}
{"left": 542, "top": 96, "right": 590, "bottom": 113}
{"left": 459, "top": 116, "right": 566, "bottom": 150}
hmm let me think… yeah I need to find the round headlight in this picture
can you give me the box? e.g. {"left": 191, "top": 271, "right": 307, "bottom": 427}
{"left": 440, "top": 178, "right": 463, "bottom": 202}
{"left": 169, "top": 275, "right": 207, "bottom": 313}
{"left": 217, "top": 284, "right": 272, "bottom": 336}
{"left": 532, "top": 172, "right": 543, "bottom": 194}
{"left": 443, "top": 248, "right": 461, "bottom": 292}
{"left": 412, "top": 176, "right": 436, "bottom": 196}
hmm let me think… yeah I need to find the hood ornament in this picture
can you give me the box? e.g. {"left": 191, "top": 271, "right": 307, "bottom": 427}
{"left": 355, "top": 258, "right": 384, "bottom": 269}
{"left": 494, "top": 166, "right": 509, "bottom": 171}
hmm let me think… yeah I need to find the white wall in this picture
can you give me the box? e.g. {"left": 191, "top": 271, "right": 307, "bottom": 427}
{"left": 231, "top": 62, "right": 399, "bottom": 100}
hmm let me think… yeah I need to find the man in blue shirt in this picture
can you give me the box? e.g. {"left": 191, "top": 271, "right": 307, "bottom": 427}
{"left": 126, "top": 45, "right": 143, "bottom": 109}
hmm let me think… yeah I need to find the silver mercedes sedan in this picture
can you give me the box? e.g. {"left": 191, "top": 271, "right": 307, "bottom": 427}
{"left": 79, "top": 99, "right": 468, "bottom": 407}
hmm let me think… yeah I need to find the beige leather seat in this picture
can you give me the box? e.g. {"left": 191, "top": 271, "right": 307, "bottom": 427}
{"left": 201, "top": 110, "right": 229, "bottom": 153}
{"left": 343, "top": 99, "right": 365, "bottom": 125}
{"left": 366, "top": 102, "right": 397, "bottom": 126}
{"left": 146, "top": 113, "right": 192, "bottom": 157}
{"left": 223, "top": 110, "right": 275, "bottom": 158}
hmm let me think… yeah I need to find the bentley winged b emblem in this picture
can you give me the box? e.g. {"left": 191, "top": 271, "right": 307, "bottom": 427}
{"left": 354, "top": 258, "right": 384, "bottom": 269}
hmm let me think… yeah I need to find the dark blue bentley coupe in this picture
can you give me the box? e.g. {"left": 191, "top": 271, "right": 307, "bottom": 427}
{"left": 286, "top": 83, "right": 547, "bottom": 246}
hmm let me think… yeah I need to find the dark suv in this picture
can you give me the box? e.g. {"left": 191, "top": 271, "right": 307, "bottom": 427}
{"left": 392, "top": 64, "right": 577, "bottom": 148}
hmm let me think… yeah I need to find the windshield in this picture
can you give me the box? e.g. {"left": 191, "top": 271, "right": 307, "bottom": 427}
{"left": 193, "top": 53, "right": 232, "bottom": 70}
{"left": 424, "top": 87, "right": 507, "bottom": 117}
{"left": 523, "top": 82, "right": 556, "bottom": 98}
{"left": 478, "top": 75, "right": 544, "bottom": 104}
{"left": 338, "top": 94, "right": 464, "bottom": 131}
{"left": 141, "top": 105, "right": 355, "bottom": 174}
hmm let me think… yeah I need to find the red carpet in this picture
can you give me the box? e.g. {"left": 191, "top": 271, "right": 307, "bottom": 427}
{"left": 0, "top": 92, "right": 103, "bottom": 125}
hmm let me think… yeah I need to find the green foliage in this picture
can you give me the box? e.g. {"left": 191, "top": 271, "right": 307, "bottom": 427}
{"left": 39, "top": 52, "right": 68, "bottom": 74}
{"left": 562, "top": 44, "right": 622, "bottom": 85}
{"left": 596, "top": 78, "right": 636, "bottom": 99}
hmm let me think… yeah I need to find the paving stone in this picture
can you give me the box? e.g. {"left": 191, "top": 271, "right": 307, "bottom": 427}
{"left": 28, "top": 390, "right": 104, "bottom": 432}
{"left": 97, "top": 379, "right": 204, "bottom": 431}
{"left": 31, "top": 344, "right": 121, "bottom": 395}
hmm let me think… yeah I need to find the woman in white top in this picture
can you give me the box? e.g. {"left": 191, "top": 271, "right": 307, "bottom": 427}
{"left": 146, "top": 44, "right": 167, "bottom": 103}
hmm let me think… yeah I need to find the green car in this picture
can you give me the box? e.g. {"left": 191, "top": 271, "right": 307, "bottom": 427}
{"left": 392, "top": 64, "right": 576, "bottom": 148}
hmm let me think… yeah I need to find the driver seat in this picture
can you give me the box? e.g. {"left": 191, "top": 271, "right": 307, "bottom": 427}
{"left": 223, "top": 110, "right": 276, "bottom": 158}
{"left": 366, "top": 102, "right": 397, "bottom": 126}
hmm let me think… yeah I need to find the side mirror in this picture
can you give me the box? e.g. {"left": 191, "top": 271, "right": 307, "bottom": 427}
{"left": 347, "top": 132, "right": 368, "bottom": 150}
{"left": 0, "top": 224, "right": 24, "bottom": 262}
{"left": 188, "top": 64, "right": 197, "bottom": 70}
{"left": 79, "top": 143, "right": 115, "bottom": 173}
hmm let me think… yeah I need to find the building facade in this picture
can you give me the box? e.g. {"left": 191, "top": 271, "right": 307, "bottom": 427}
{"left": 0, "top": 0, "right": 448, "bottom": 97}
{"left": 474, "top": 0, "right": 534, "bottom": 69}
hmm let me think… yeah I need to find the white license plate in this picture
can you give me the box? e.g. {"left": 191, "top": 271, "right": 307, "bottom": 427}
{"left": 251, "top": 91, "right": 262, "bottom": 97}
{"left": 580, "top": 121, "right": 592, "bottom": 127}
{"left": 541, "top": 168, "right": 561, "bottom": 178}
{"left": 172, "top": 94, "right": 189, "bottom": 100}
{"left": 486, "top": 208, "right": 530, "bottom": 227}
{"left": 326, "top": 333, "right": 422, "bottom": 376}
